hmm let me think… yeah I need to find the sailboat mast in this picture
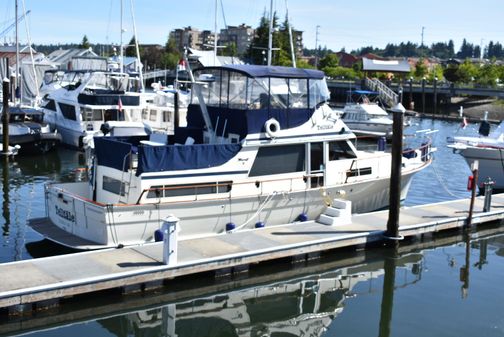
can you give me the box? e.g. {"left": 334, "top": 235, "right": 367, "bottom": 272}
{"left": 129, "top": 0, "right": 144, "bottom": 91}
{"left": 267, "top": 0, "right": 273, "bottom": 66}
{"left": 213, "top": 0, "right": 218, "bottom": 66}
{"left": 15, "top": 0, "right": 20, "bottom": 103}
{"left": 120, "top": 0, "right": 124, "bottom": 73}
{"left": 285, "top": 0, "right": 296, "bottom": 67}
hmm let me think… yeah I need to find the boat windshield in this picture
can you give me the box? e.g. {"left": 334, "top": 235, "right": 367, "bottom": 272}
{"left": 193, "top": 68, "right": 330, "bottom": 110}
{"left": 87, "top": 73, "right": 130, "bottom": 92}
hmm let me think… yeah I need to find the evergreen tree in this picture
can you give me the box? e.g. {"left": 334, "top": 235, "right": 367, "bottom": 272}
{"left": 448, "top": 40, "right": 455, "bottom": 58}
{"left": 125, "top": 36, "right": 141, "bottom": 57}
{"left": 80, "top": 35, "right": 90, "bottom": 49}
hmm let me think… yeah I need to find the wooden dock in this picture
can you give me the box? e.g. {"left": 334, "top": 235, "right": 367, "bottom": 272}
{"left": 2, "top": 193, "right": 504, "bottom": 314}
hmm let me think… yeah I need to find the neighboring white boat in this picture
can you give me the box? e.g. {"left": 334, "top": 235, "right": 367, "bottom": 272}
{"left": 448, "top": 120, "right": 504, "bottom": 190}
{"left": 31, "top": 65, "right": 433, "bottom": 249}
{"left": 41, "top": 70, "right": 148, "bottom": 148}
{"left": 0, "top": 106, "right": 61, "bottom": 154}
{"left": 339, "top": 90, "right": 393, "bottom": 138}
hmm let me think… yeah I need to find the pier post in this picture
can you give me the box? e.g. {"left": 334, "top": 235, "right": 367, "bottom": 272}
{"left": 408, "top": 77, "right": 413, "bottom": 110}
{"left": 2, "top": 78, "right": 9, "bottom": 155}
{"left": 421, "top": 77, "right": 426, "bottom": 114}
{"left": 162, "top": 215, "right": 179, "bottom": 266}
{"left": 385, "top": 106, "right": 404, "bottom": 240}
{"left": 433, "top": 77, "right": 438, "bottom": 114}
{"left": 467, "top": 161, "right": 479, "bottom": 228}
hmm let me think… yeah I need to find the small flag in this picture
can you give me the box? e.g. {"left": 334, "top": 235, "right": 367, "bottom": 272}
{"left": 118, "top": 97, "right": 123, "bottom": 112}
{"left": 177, "top": 59, "right": 187, "bottom": 71}
{"left": 461, "top": 116, "right": 468, "bottom": 129}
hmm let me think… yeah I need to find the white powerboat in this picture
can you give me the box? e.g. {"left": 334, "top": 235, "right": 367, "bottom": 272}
{"left": 0, "top": 106, "right": 61, "bottom": 154}
{"left": 41, "top": 70, "right": 148, "bottom": 148}
{"left": 30, "top": 65, "right": 433, "bottom": 249}
{"left": 448, "top": 120, "right": 504, "bottom": 190}
{"left": 339, "top": 90, "right": 393, "bottom": 138}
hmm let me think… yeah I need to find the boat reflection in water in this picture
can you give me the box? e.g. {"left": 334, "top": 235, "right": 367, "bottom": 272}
{"left": 1, "top": 224, "right": 503, "bottom": 337}
{"left": 97, "top": 252, "right": 423, "bottom": 337}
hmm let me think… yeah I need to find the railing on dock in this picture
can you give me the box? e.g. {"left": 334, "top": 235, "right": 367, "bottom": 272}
{"left": 364, "top": 77, "right": 399, "bottom": 107}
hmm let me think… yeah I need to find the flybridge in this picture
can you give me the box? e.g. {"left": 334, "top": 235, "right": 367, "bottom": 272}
{"left": 186, "top": 65, "right": 332, "bottom": 139}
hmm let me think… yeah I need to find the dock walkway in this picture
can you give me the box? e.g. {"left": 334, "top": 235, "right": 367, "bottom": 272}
{"left": 2, "top": 194, "right": 504, "bottom": 311}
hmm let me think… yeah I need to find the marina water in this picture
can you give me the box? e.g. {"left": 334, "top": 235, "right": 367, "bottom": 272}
{"left": 1, "top": 117, "right": 504, "bottom": 336}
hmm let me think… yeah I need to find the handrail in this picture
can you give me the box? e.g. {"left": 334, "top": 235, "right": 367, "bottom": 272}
{"left": 364, "top": 77, "right": 398, "bottom": 107}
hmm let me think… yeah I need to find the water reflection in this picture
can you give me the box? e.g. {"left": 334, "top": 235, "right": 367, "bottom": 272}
{"left": 1, "top": 158, "right": 9, "bottom": 237}
{"left": 2, "top": 224, "right": 504, "bottom": 337}
{"left": 0, "top": 148, "right": 87, "bottom": 262}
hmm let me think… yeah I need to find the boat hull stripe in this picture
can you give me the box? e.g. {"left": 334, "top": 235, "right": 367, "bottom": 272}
{"left": 141, "top": 170, "right": 249, "bottom": 180}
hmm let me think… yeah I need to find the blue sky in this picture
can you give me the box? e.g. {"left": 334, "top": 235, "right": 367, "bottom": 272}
{"left": 1, "top": 0, "right": 503, "bottom": 53}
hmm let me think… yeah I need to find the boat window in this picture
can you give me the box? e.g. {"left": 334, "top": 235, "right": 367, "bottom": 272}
{"left": 198, "top": 69, "right": 221, "bottom": 107}
{"left": 142, "top": 109, "right": 149, "bottom": 120}
{"left": 149, "top": 110, "right": 157, "bottom": 122}
{"left": 43, "top": 99, "right": 57, "bottom": 112}
{"left": 329, "top": 141, "right": 357, "bottom": 160}
{"left": 269, "top": 78, "right": 288, "bottom": 109}
{"left": 104, "top": 109, "right": 121, "bottom": 121}
{"left": 103, "top": 176, "right": 126, "bottom": 196}
{"left": 247, "top": 78, "right": 269, "bottom": 109}
{"left": 163, "top": 111, "right": 172, "bottom": 123}
{"left": 58, "top": 103, "right": 77, "bottom": 121}
{"left": 146, "top": 181, "right": 232, "bottom": 198}
{"left": 310, "top": 142, "right": 324, "bottom": 171}
{"left": 288, "top": 78, "right": 308, "bottom": 109}
{"left": 347, "top": 167, "right": 372, "bottom": 177}
{"left": 81, "top": 108, "right": 104, "bottom": 121}
{"left": 249, "top": 144, "right": 305, "bottom": 177}
{"left": 309, "top": 78, "right": 330, "bottom": 108}
{"left": 228, "top": 72, "right": 248, "bottom": 109}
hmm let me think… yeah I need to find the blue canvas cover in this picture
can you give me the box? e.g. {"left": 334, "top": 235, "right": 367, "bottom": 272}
{"left": 136, "top": 143, "right": 242, "bottom": 176}
{"left": 94, "top": 137, "right": 133, "bottom": 172}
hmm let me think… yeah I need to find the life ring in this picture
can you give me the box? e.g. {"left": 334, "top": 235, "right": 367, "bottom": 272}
{"left": 265, "top": 118, "right": 280, "bottom": 138}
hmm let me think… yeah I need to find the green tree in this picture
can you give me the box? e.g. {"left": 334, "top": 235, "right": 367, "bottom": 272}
{"left": 476, "top": 63, "right": 499, "bottom": 87}
{"left": 318, "top": 54, "right": 339, "bottom": 69}
{"left": 414, "top": 58, "right": 428, "bottom": 79}
{"left": 125, "top": 36, "right": 142, "bottom": 57}
{"left": 456, "top": 59, "right": 479, "bottom": 83}
{"left": 427, "top": 64, "right": 444, "bottom": 81}
{"left": 80, "top": 35, "right": 90, "bottom": 49}
{"left": 322, "top": 66, "right": 356, "bottom": 79}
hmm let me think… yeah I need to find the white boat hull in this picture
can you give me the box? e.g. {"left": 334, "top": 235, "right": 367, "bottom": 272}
{"left": 458, "top": 146, "right": 504, "bottom": 190}
{"left": 45, "top": 169, "right": 419, "bottom": 249}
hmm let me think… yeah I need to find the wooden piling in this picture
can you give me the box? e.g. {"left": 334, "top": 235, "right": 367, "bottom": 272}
{"left": 2, "top": 78, "right": 9, "bottom": 155}
{"left": 385, "top": 107, "right": 404, "bottom": 239}
{"left": 467, "top": 161, "right": 479, "bottom": 228}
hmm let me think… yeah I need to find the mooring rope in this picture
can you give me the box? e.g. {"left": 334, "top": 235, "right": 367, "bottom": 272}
{"left": 232, "top": 191, "right": 280, "bottom": 232}
{"left": 430, "top": 155, "right": 461, "bottom": 198}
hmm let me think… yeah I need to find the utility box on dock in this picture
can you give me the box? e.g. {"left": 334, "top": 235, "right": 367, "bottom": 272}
{"left": 162, "top": 215, "right": 179, "bottom": 266}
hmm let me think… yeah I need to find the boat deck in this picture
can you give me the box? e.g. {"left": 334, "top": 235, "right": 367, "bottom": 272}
{"left": 2, "top": 194, "right": 504, "bottom": 311}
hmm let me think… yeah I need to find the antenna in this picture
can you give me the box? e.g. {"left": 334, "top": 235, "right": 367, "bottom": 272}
{"left": 315, "top": 25, "right": 320, "bottom": 68}
{"left": 267, "top": 0, "right": 273, "bottom": 66}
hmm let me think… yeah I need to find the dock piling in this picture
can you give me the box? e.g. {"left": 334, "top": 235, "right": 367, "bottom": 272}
{"left": 385, "top": 106, "right": 404, "bottom": 240}
{"left": 2, "top": 78, "right": 9, "bottom": 155}
{"left": 467, "top": 161, "right": 479, "bottom": 228}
